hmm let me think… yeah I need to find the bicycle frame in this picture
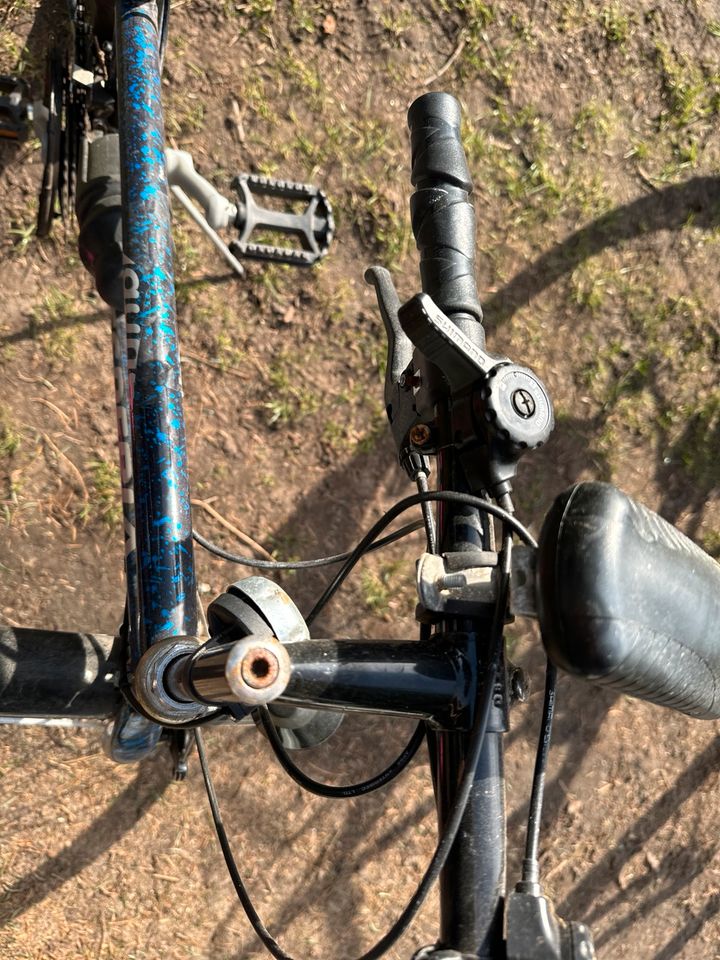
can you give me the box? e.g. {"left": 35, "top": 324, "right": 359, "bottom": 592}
{"left": 115, "top": 0, "right": 197, "bottom": 657}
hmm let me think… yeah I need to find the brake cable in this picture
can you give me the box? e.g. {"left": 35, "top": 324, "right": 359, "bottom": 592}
{"left": 192, "top": 519, "right": 424, "bottom": 570}
{"left": 258, "top": 707, "right": 425, "bottom": 799}
{"left": 521, "top": 660, "right": 558, "bottom": 887}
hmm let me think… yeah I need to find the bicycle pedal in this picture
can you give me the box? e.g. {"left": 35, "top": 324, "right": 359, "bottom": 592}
{"left": 0, "top": 76, "right": 33, "bottom": 142}
{"left": 229, "top": 173, "right": 333, "bottom": 267}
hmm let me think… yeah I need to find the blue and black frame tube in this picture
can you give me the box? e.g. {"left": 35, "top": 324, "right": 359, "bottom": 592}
{"left": 115, "top": 0, "right": 197, "bottom": 647}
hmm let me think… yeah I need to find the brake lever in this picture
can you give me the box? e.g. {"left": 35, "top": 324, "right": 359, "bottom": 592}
{"left": 366, "top": 270, "right": 554, "bottom": 496}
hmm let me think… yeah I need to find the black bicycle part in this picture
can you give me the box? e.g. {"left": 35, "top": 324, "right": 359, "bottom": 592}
{"left": 36, "top": 48, "right": 64, "bottom": 237}
{"left": 258, "top": 706, "right": 426, "bottom": 799}
{"left": 76, "top": 132, "right": 124, "bottom": 311}
{"left": 192, "top": 518, "right": 425, "bottom": 570}
{"left": 0, "top": 627, "right": 122, "bottom": 719}
{"left": 305, "top": 488, "right": 537, "bottom": 627}
{"left": 538, "top": 481, "right": 720, "bottom": 719}
{"left": 204, "top": 585, "right": 343, "bottom": 746}
{"left": 407, "top": 92, "right": 484, "bottom": 345}
{"left": 229, "top": 174, "right": 334, "bottom": 266}
{"left": 406, "top": 90, "right": 506, "bottom": 956}
{"left": 521, "top": 661, "right": 557, "bottom": 886}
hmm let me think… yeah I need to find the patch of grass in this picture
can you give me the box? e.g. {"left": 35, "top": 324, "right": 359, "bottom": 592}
{"left": 463, "top": 104, "right": 567, "bottom": 224}
{"left": 167, "top": 99, "right": 205, "bottom": 137}
{"left": 654, "top": 43, "right": 720, "bottom": 128}
{"left": 213, "top": 330, "right": 246, "bottom": 372}
{"left": 672, "top": 390, "right": 720, "bottom": 487}
{"left": 355, "top": 408, "right": 388, "bottom": 454}
{"left": 280, "top": 53, "right": 326, "bottom": 110}
{"left": 0, "top": 407, "right": 21, "bottom": 459}
{"left": 600, "top": 5, "right": 631, "bottom": 46}
{"left": 288, "top": 112, "right": 391, "bottom": 175}
{"left": 702, "top": 530, "right": 720, "bottom": 559}
{"left": 235, "top": 0, "right": 276, "bottom": 21}
{"left": 87, "top": 458, "right": 122, "bottom": 527}
{"left": 241, "top": 76, "right": 278, "bottom": 125}
{"left": 8, "top": 218, "right": 36, "bottom": 256}
{"left": 315, "top": 277, "right": 354, "bottom": 326}
{"left": 289, "top": 0, "right": 321, "bottom": 34}
{"left": 30, "top": 288, "right": 79, "bottom": 361}
{"left": 572, "top": 101, "right": 616, "bottom": 150}
{"left": 346, "top": 177, "right": 411, "bottom": 268}
{"left": 360, "top": 559, "right": 403, "bottom": 614}
{"left": 265, "top": 355, "right": 321, "bottom": 426}
{"left": 322, "top": 418, "right": 352, "bottom": 452}
{"left": 443, "top": 0, "right": 494, "bottom": 39}
{"left": 378, "top": 9, "right": 415, "bottom": 45}
{"left": 173, "top": 223, "right": 202, "bottom": 278}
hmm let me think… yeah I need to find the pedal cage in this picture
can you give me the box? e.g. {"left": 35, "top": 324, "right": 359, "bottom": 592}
{"left": 230, "top": 173, "right": 334, "bottom": 266}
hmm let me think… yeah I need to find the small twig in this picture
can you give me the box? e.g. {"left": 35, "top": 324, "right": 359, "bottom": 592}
{"left": 42, "top": 433, "right": 90, "bottom": 505}
{"left": 0, "top": 610, "right": 22, "bottom": 629}
{"left": 229, "top": 97, "right": 245, "bottom": 143}
{"left": 635, "top": 165, "right": 661, "bottom": 193}
{"left": 16, "top": 371, "right": 56, "bottom": 391}
{"left": 423, "top": 32, "right": 467, "bottom": 86}
{"left": 191, "top": 498, "right": 274, "bottom": 560}
{"left": 31, "top": 397, "right": 73, "bottom": 428}
{"left": 182, "top": 348, "right": 250, "bottom": 380}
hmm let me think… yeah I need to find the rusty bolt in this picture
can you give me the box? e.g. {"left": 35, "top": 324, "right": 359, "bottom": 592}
{"left": 240, "top": 646, "right": 280, "bottom": 689}
{"left": 226, "top": 634, "right": 291, "bottom": 706}
{"left": 409, "top": 423, "right": 432, "bottom": 447}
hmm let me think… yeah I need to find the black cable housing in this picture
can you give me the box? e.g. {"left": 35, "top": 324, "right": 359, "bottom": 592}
{"left": 258, "top": 707, "right": 425, "bottom": 799}
{"left": 521, "top": 660, "right": 558, "bottom": 885}
{"left": 192, "top": 519, "right": 424, "bottom": 570}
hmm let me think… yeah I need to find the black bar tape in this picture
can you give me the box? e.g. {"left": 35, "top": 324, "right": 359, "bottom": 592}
{"left": 407, "top": 92, "right": 484, "bottom": 346}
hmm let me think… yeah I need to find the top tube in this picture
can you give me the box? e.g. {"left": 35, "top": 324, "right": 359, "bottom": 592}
{"left": 115, "top": 0, "right": 197, "bottom": 651}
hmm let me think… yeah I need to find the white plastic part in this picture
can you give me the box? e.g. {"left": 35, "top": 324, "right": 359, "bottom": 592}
{"left": 165, "top": 148, "right": 236, "bottom": 229}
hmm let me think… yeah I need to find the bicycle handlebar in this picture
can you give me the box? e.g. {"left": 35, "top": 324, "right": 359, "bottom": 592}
{"left": 407, "top": 93, "right": 485, "bottom": 346}
{"left": 538, "top": 482, "right": 720, "bottom": 719}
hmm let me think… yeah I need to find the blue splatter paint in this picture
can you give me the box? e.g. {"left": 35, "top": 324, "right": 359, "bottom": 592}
{"left": 117, "top": 0, "right": 197, "bottom": 648}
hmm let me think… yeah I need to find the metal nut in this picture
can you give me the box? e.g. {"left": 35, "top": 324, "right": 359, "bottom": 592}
{"left": 133, "top": 637, "right": 210, "bottom": 725}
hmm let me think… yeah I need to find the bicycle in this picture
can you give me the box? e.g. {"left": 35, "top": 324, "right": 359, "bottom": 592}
{"left": 1, "top": 2, "right": 720, "bottom": 959}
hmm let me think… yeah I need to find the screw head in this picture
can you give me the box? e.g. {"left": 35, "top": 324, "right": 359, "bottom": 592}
{"left": 409, "top": 424, "right": 432, "bottom": 447}
{"left": 511, "top": 388, "right": 536, "bottom": 419}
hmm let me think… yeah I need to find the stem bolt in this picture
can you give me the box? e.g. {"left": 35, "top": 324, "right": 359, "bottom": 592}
{"left": 240, "top": 646, "right": 281, "bottom": 689}
{"left": 226, "top": 634, "right": 291, "bottom": 706}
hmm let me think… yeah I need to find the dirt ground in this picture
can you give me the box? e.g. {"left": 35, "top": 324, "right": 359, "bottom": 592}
{"left": 1, "top": 0, "right": 720, "bottom": 958}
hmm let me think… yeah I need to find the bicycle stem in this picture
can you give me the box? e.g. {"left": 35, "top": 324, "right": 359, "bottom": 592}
{"left": 166, "top": 636, "right": 478, "bottom": 729}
